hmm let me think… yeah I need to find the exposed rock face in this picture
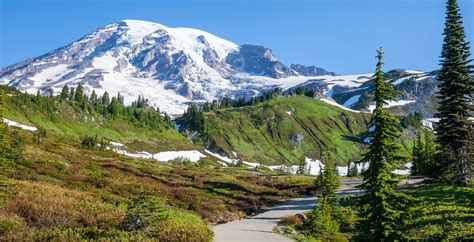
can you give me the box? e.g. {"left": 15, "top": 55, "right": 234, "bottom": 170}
{"left": 0, "top": 20, "right": 336, "bottom": 114}
{"left": 291, "top": 64, "right": 336, "bottom": 76}
{"left": 0, "top": 19, "right": 436, "bottom": 117}
{"left": 227, "top": 44, "right": 298, "bottom": 78}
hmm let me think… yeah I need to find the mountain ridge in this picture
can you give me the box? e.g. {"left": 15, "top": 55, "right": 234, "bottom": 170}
{"left": 0, "top": 19, "right": 436, "bottom": 116}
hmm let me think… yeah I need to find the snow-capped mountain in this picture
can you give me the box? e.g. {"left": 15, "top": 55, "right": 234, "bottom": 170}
{"left": 0, "top": 19, "right": 435, "bottom": 115}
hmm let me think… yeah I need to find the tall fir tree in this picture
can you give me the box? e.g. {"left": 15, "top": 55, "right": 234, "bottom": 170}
{"left": 69, "top": 87, "right": 75, "bottom": 101}
{"left": 296, "top": 158, "right": 308, "bottom": 175}
{"left": 75, "top": 84, "right": 84, "bottom": 102}
{"left": 315, "top": 153, "right": 340, "bottom": 203}
{"left": 412, "top": 129, "right": 437, "bottom": 177}
{"left": 60, "top": 85, "right": 69, "bottom": 100}
{"left": 306, "top": 153, "right": 340, "bottom": 238}
{"left": 90, "top": 90, "right": 98, "bottom": 102}
{"left": 435, "top": 0, "right": 473, "bottom": 186}
{"left": 10, "top": 131, "right": 25, "bottom": 162}
{"left": 102, "top": 91, "right": 110, "bottom": 105}
{"left": 356, "top": 48, "right": 411, "bottom": 241}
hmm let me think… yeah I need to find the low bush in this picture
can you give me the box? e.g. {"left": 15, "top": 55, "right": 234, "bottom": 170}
{"left": 121, "top": 194, "right": 213, "bottom": 241}
{"left": 280, "top": 214, "right": 303, "bottom": 226}
{"left": 6, "top": 182, "right": 126, "bottom": 230}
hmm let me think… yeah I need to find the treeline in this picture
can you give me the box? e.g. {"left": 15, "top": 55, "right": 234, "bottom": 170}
{"left": 0, "top": 88, "right": 27, "bottom": 165}
{"left": 176, "top": 88, "right": 283, "bottom": 134}
{"left": 198, "top": 86, "right": 316, "bottom": 113}
{"left": 177, "top": 87, "right": 316, "bottom": 134}
{"left": 200, "top": 88, "right": 283, "bottom": 112}
{"left": 7, "top": 84, "right": 173, "bottom": 131}
{"left": 400, "top": 111, "right": 423, "bottom": 128}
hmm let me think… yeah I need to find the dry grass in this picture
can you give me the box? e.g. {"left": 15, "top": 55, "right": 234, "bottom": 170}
{"left": 6, "top": 181, "right": 126, "bottom": 230}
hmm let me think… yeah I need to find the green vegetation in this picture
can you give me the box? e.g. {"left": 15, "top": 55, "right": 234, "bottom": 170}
{"left": 399, "top": 111, "right": 422, "bottom": 129}
{"left": 0, "top": 85, "right": 316, "bottom": 240}
{"left": 121, "top": 194, "right": 213, "bottom": 241}
{"left": 284, "top": 182, "right": 473, "bottom": 241}
{"left": 2, "top": 86, "right": 190, "bottom": 152}
{"left": 435, "top": 0, "right": 473, "bottom": 185}
{"left": 304, "top": 154, "right": 343, "bottom": 240}
{"left": 357, "top": 48, "right": 411, "bottom": 240}
{"left": 0, "top": 89, "right": 6, "bottom": 163}
{"left": 404, "top": 183, "right": 474, "bottom": 240}
{"left": 181, "top": 95, "right": 371, "bottom": 166}
{"left": 412, "top": 129, "right": 437, "bottom": 176}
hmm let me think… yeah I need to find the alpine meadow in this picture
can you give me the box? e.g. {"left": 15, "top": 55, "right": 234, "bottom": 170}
{"left": 0, "top": 0, "right": 472, "bottom": 241}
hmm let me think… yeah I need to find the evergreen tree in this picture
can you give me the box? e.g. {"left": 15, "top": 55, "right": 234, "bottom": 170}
{"left": 306, "top": 200, "right": 340, "bottom": 238}
{"left": 108, "top": 97, "right": 121, "bottom": 117}
{"left": 296, "top": 158, "right": 307, "bottom": 175}
{"left": 101, "top": 91, "right": 110, "bottom": 105}
{"left": 75, "top": 84, "right": 84, "bottom": 102}
{"left": 315, "top": 153, "right": 340, "bottom": 203}
{"left": 33, "top": 127, "right": 47, "bottom": 144}
{"left": 90, "top": 90, "right": 98, "bottom": 103}
{"left": 177, "top": 104, "right": 206, "bottom": 134}
{"left": 423, "top": 129, "right": 437, "bottom": 171}
{"left": 69, "top": 87, "right": 75, "bottom": 100}
{"left": 10, "top": 131, "right": 25, "bottom": 162}
{"left": 434, "top": 0, "right": 473, "bottom": 186}
{"left": 347, "top": 162, "right": 359, "bottom": 177}
{"left": 411, "top": 133, "right": 424, "bottom": 176}
{"left": 35, "top": 90, "right": 41, "bottom": 102}
{"left": 412, "top": 129, "right": 437, "bottom": 177}
{"left": 117, "top": 92, "right": 124, "bottom": 105}
{"left": 81, "top": 134, "right": 99, "bottom": 149}
{"left": 60, "top": 85, "right": 69, "bottom": 100}
{"left": 306, "top": 153, "right": 340, "bottom": 238}
{"left": 356, "top": 48, "right": 411, "bottom": 240}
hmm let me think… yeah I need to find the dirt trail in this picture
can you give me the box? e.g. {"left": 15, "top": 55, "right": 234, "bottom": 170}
{"left": 212, "top": 179, "right": 363, "bottom": 242}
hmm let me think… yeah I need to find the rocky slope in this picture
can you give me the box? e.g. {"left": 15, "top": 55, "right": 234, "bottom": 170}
{"left": 0, "top": 19, "right": 440, "bottom": 117}
{"left": 0, "top": 19, "right": 335, "bottom": 115}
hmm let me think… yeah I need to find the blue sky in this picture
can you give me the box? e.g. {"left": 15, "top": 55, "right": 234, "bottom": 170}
{"left": 1, "top": 0, "right": 473, "bottom": 74}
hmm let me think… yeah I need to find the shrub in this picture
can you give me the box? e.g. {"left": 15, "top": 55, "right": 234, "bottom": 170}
{"left": 121, "top": 194, "right": 213, "bottom": 241}
{"left": 280, "top": 215, "right": 303, "bottom": 226}
{"left": 7, "top": 182, "right": 125, "bottom": 229}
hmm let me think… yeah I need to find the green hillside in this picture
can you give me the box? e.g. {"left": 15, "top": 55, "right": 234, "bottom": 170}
{"left": 191, "top": 96, "right": 372, "bottom": 165}
{"left": 0, "top": 86, "right": 315, "bottom": 240}
{"left": 3, "top": 86, "right": 195, "bottom": 153}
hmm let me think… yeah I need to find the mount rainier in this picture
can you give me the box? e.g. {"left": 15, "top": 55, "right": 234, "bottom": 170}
{"left": 0, "top": 19, "right": 436, "bottom": 115}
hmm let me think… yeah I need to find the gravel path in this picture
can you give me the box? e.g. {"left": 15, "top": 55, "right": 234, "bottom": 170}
{"left": 213, "top": 179, "right": 363, "bottom": 242}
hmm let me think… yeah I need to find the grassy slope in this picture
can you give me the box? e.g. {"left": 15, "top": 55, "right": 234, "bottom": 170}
{"left": 203, "top": 96, "right": 371, "bottom": 165}
{"left": 404, "top": 184, "right": 474, "bottom": 240}
{"left": 0, "top": 89, "right": 316, "bottom": 240}
{"left": 4, "top": 91, "right": 194, "bottom": 153}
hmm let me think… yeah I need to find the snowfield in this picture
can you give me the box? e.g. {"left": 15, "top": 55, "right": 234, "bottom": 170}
{"left": 109, "top": 142, "right": 207, "bottom": 162}
{"left": 367, "top": 100, "right": 416, "bottom": 112}
{"left": 342, "top": 95, "right": 361, "bottom": 107}
{"left": 0, "top": 19, "right": 433, "bottom": 117}
{"left": 152, "top": 150, "right": 207, "bottom": 162}
{"left": 3, "top": 118, "right": 37, "bottom": 131}
{"left": 320, "top": 98, "right": 363, "bottom": 113}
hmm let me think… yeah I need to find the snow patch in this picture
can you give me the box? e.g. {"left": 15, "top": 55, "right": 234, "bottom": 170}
{"left": 110, "top": 143, "right": 206, "bottom": 162}
{"left": 422, "top": 118, "right": 439, "bottom": 130}
{"left": 109, "top": 141, "right": 124, "bottom": 147}
{"left": 393, "top": 162, "right": 412, "bottom": 175}
{"left": 3, "top": 118, "right": 37, "bottom": 131}
{"left": 320, "top": 98, "right": 362, "bottom": 113}
{"left": 342, "top": 95, "right": 361, "bottom": 107}
{"left": 368, "top": 100, "right": 416, "bottom": 112}
{"left": 205, "top": 149, "right": 238, "bottom": 165}
{"left": 153, "top": 150, "right": 206, "bottom": 162}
